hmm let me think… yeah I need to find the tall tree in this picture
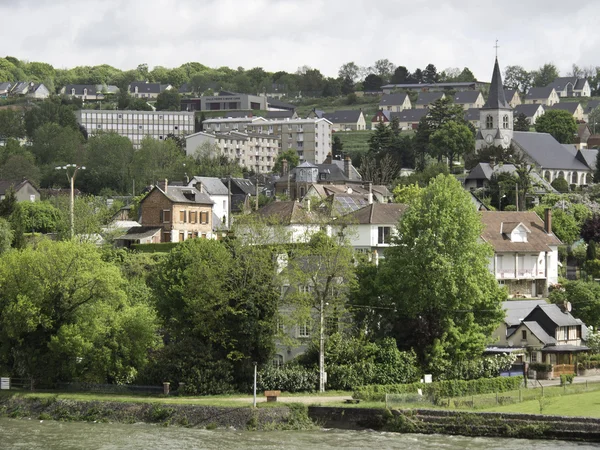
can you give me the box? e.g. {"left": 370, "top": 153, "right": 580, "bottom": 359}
{"left": 532, "top": 63, "right": 560, "bottom": 88}
{"left": 363, "top": 74, "right": 383, "bottom": 91}
{"left": 429, "top": 120, "right": 474, "bottom": 167}
{"left": 273, "top": 149, "right": 300, "bottom": 174}
{"left": 514, "top": 112, "right": 530, "bottom": 131}
{"left": 338, "top": 62, "right": 360, "bottom": 83}
{"left": 155, "top": 89, "right": 181, "bottom": 111}
{"left": 129, "top": 137, "right": 189, "bottom": 187}
{"left": 332, "top": 135, "right": 344, "bottom": 160}
{"left": 390, "top": 66, "right": 411, "bottom": 84}
{"left": 503, "top": 65, "right": 533, "bottom": 94}
{"left": 422, "top": 64, "right": 439, "bottom": 83}
{"left": 83, "top": 132, "right": 135, "bottom": 194}
{"left": 378, "top": 175, "right": 505, "bottom": 376}
{"left": 373, "top": 59, "right": 396, "bottom": 83}
{"left": 535, "top": 109, "right": 578, "bottom": 144}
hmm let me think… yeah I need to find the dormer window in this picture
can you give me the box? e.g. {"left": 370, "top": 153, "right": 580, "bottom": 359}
{"left": 83, "top": 88, "right": 88, "bottom": 96}
{"left": 486, "top": 115, "right": 493, "bottom": 129}
{"left": 502, "top": 222, "right": 531, "bottom": 243}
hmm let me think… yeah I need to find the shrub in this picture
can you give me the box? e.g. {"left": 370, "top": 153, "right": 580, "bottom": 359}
{"left": 551, "top": 178, "right": 569, "bottom": 193}
{"left": 353, "top": 376, "right": 523, "bottom": 402}
{"left": 560, "top": 374, "right": 575, "bottom": 385}
{"left": 257, "top": 365, "right": 318, "bottom": 393}
{"left": 131, "top": 243, "right": 179, "bottom": 253}
{"left": 530, "top": 363, "right": 552, "bottom": 372}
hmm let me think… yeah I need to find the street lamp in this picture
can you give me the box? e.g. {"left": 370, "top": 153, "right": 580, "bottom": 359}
{"left": 55, "top": 164, "right": 85, "bottom": 239}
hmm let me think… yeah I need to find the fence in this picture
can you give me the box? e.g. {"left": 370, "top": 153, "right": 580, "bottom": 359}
{"left": 1, "top": 378, "right": 164, "bottom": 395}
{"left": 385, "top": 380, "right": 600, "bottom": 411}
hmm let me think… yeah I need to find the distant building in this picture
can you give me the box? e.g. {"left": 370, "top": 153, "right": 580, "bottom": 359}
{"left": 129, "top": 81, "right": 171, "bottom": 99}
{"left": 524, "top": 87, "right": 559, "bottom": 106}
{"left": 322, "top": 110, "right": 366, "bottom": 131}
{"left": 76, "top": 109, "right": 195, "bottom": 148}
{"left": 550, "top": 102, "right": 585, "bottom": 122}
{"left": 453, "top": 91, "right": 484, "bottom": 110}
{"left": 415, "top": 92, "right": 445, "bottom": 109}
{"left": 181, "top": 92, "right": 267, "bottom": 112}
{"left": 378, "top": 93, "right": 411, "bottom": 112}
{"left": 7, "top": 81, "right": 49, "bottom": 99}
{"left": 381, "top": 81, "right": 489, "bottom": 94}
{"left": 504, "top": 90, "right": 522, "bottom": 108}
{"left": 62, "top": 84, "right": 119, "bottom": 101}
{"left": 513, "top": 104, "right": 545, "bottom": 126}
{"left": 0, "top": 179, "right": 40, "bottom": 202}
{"left": 546, "top": 77, "right": 591, "bottom": 98}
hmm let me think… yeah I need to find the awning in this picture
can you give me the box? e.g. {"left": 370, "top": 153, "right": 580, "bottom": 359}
{"left": 541, "top": 345, "right": 589, "bottom": 353}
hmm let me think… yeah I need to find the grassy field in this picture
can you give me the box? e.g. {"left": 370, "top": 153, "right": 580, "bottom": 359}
{"left": 335, "top": 130, "right": 372, "bottom": 157}
{"left": 294, "top": 96, "right": 381, "bottom": 119}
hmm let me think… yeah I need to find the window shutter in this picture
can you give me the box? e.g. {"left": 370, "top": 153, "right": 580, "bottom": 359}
{"left": 160, "top": 210, "right": 163, "bottom": 222}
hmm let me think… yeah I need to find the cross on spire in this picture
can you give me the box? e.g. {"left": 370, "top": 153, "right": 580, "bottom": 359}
{"left": 494, "top": 39, "right": 499, "bottom": 59}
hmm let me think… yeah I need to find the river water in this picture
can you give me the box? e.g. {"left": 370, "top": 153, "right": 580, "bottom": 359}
{"left": 1, "top": 418, "right": 599, "bottom": 449}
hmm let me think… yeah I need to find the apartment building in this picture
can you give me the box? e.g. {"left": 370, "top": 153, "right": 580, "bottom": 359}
{"left": 76, "top": 110, "right": 195, "bottom": 148}
{"left": 247, "top": 117, "right": 332, "bottom": 164}
{"left": 181, "top": 92, "right": 267, "bottom": 112}
{"left": 185, "top": 130, "right": 280, "bottom": 173}
{"left": 202, "top": 116, "right": 255, "bottom": 133}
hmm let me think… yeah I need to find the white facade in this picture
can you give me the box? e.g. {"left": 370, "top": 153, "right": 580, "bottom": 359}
{"left": 76, "top": 110, "right": 195, "bottom": 148}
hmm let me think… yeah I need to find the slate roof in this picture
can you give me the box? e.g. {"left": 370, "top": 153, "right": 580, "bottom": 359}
{"left": 188, "top": 176, "right": 229, "bottom": 195}
{"left": 522, "top": 321, "right": 557, "bottom": 345}
{"left": 464, "top": 108, "right": 480, "bottom": 122}
{"left": 525, "top": 87, "right": 554, "bottom": 100}
{"left": 466, "top": 163, "right": 557, "bottom": 194}
{"left": 391, "top": 109, "right": 428, "bottom": 122}
{"left": 256, "top": 201, "right": 312, "bottom": 224}
{"left": 416, "top": 91, "right": 444, "bottom": 106}
{"left": 344, "top": 203, "right": 408, "bottom": 225}
{"left": 504, "top": 90, "right": 518, "bottom": 101}
{"left": 0, "top": 179, "right": 34, "bottom": 196}
{"left": 266, "top": 110, "right": 295, "bottom": 119}
{"left": 551, "top": 102, "right": 580, "bottom": 114}
{"left": 227, "top": 177, "right": 255, "bottom": 196}
{"left": 222, "top": 110, "right": 253, "bottom": 118}
{"left": 65, "top": 84, "right": 99, "bottom": 96}
{"left": 0, "top": 82, "right": 13, "bottom": 93}
{"left": 483, "top": 58, "right": 510, "bottom": 110}
{"left": 547, "top": 77, "right": 588, "bottom": 92}
{"left": 116, "top": 226, "right": 162, "bottom": 241}
{"left": 267, "top": 97, "right": 296, "bottom": 111}
{"left": 526, "top": 304, "right": 581, "bottom": 327}
{"left": 576, "top": 149, "right": 598, "bottom": 171}
{"left": 379, "top": 93, "right": 409, "bottom": 107}
{"left": 454, "top": 91, "right": 481, "bottom": 104}
{"left": 480, "top": 211, "right": 561, "bottom": 252}
{"left": 322, "top": 110, "right": 363, "bottom": 124}
{"left": 514, "top": 103, "right": 545, "bottom": 118}
{"left": 129, "top": 82, "right": 166, "bottom": 94}
{"left": 512, "top": 131, "right": 588, "bottom": 170}
{"left": 502, "top": 300, "right": 549, "bottom": 327}
{"left": 586, "top": 99, "right": 600, "bottom": 113}
{"left": 152, "top": 185, "right": 214, "bottom": 204}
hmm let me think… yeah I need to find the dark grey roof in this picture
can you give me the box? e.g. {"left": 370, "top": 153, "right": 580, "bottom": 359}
{"left": 267, "top": 97, "right": 296, "bottom": 111}
{"left": 504, "top": 89, "right": 517, "bottom": 100}
{"left": 525, "top": 304, "right": 581, "bottom": 327}
{"left": 178, "top": 83, "right": 192, "bottom": 93}
{"left": 466, "top": 163, "right": 556, "bottom": 193}
{"left": 223, "top": 110, "right": 253, "bottom": 118}
{"left": 514, "top": 103, "right": 545, "bottom": 118}
{"left": 297, "top": 161, "right": 318, "bottom": 168}
{"left": 391, "top": 109, "right": 428, "bottom": 122}
{"left": 416, "top": 91, "right": 444, "bottom": 105}
{"left": 381, "top": 82, "right": 483, "bottom": 89}
{"left": 266, "top": 110, "right": 295, "bottom": 119}
{"left": 344, "top": 203, "right": 408, "bottom": 224}
{"left": 454, "top": 91, "right": 481, "bottom": 104}
{"left": 379, "top": 93, "right": 409, "bottom": 106}
{"left": 322, "top": 110, "right": 363, "bottom": 123}
{"left": 522, "top": 321, "right": 556, "bottom": 345}
{"left": 0, "top": 179, "right": 36, "bottom": 196}
{"left": 163, "top": 185, "right": 214, "bottom": 204}
{"left": 502, "top": 300, "right": 548, "bottom": 327}
{"left": 65, "top": 84, "right": 98, "bottom": 95}
{"left": 117, "top": 226, "right": 162, "bottom": 241}
{"left": 551, "top": 102, "right": 580, "bottom": 114}
{"left": 129, "top": 82, "right": 165, "bottom": 94}
{"left": 0, "top": 82, "right": 13, "bottom": 92}
{"left": 331, "top": 160, "right": 362, "bottom": 181}
{"left": 547, "top": 77, "right": 588, "bottom": 92}
{"left": 464, "top": 108, "right": 480, "bottom": 121}
{"left": 586, "top": 99, "right": 600, "bottom": 113}
{"left": 526, "top": 87, "right": 554, "bottom": 100}
{"left": 188, "top": 176, "right": 229, "bottom": 195}
{"left": 228, "top": 178, "right": 255, "bottom": 195}
{"left": 577, "top": 149, "right": 598, "bottom": 171}
{"left": 483, "top": 58, "right": 510, "bottom": 109}
{"left": 512, "top": 131, "right": 589, "bottom": 170}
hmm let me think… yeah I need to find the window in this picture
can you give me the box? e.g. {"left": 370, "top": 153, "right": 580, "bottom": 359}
{"left": 503, "top": 115, "right": 509, "bottom": 129}
{"left": 486, "top": 115, "right": 493, "bottom": 129}
{"left": 180, "top": 210, "right": 187, "bottom": 223}
{"left": 189, "top": 211, "right": 197, "bottom": 223}
{"left": 272, "top": 354, "right": 284, "bottom": 368}
{"left": 522, "top": 330, "right": 527, "bottom": 340}
{"left": 162, "top": 231, "right": 171, "bottom": 242}
{"left": 161, "top": 210, "right": 171, "bottom": 223}
{"left": 378, "top": 226, "right": 391, "bottom": 244}
{"left": 531, "top": 351, "right": 538, "bottom": 363}
{"left": 326, "top": 317, "right": 338, "bottom": 335}
{"left": 298, "top": 285, "right": 312, "bottom": 294}
{"left": 298, "top": 322, "right": 310, "bottom": 338}
{"left": 179, "top": 231, "right": 185, "bottom": 241}
{"left": 200, "top": 211, "right": 209, "bottom": 224}
{"left": 118, "top": 114, "right": 122, "bottom": 119}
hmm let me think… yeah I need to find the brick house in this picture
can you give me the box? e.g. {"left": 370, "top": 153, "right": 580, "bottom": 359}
{"left": 140, "top": 182, "right": 214, "bottom": 242}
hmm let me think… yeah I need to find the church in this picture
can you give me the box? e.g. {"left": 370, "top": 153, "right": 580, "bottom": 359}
{"left": 475, "top": 58, "right": 596, "bottom": 186}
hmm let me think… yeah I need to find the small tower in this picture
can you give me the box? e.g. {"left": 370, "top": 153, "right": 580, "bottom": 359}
{"left": 477, "top": 57, "right": 513, "bottom": 151}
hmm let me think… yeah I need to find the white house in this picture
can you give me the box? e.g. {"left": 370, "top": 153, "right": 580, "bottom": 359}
{"left": 187, "top": 176, "right": 230, "bottom": 229}
{"left": 547, "top": 77, "right": 591, "bottom": 98}
{"left": 480, "top": 210, "right": 561, "bottom": 298}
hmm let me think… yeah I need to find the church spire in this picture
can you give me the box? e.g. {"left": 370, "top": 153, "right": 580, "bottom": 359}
{"left": 483, "top": 57, "right": 510, "bottom": 109}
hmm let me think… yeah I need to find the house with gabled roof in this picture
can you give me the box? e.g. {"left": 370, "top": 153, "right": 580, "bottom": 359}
{"left": 547, "top": 77, "right": 591, "bottom": 98}
{"left": 0, "top": 179, "right": 40, "bottom": 202}
{"left": 574, "top": 123, "right": 592, "bottom": 150}
{"left": 129, "top": 81, "right": 171, "bottom": 99}
{"left": 453, "top": 91, "right": 484, "bottom": 110}
{"left": 504, "top": 90, "right": 521, "bottom": 108}
{"left": 464, "top": 108, "right": 480, "bottom": 128}
{"left": 187, "top": 176, "right": 230, "bottom": 229}
{"left": 379, "top": 93, "right": 411, "bottom": 112}
{"left": 62, "top": 84, "right": 119, "bottom": 101}
{"left": 415, "top": 91, "right": 445, "bottom": 109}
{"left": 550, "top": 102, "right": 584, "bottom": 122}
{"left": 480, "top": 210, "right": 561, "bottom": 298}
{"left": 0, "top": 82, "right": 13, "bottom": 98}
{"left": 513, "top": 103, "right": 545, "bottom": 126}
{"left": 322, "top": 110, "right": 366, "bottom": 131}
{"left": 138, "top": 180, "right": 214, "bottom": 242}
{"left": 266, "top": 110, "right": 297, "bottom": 120}
{"left": 524, "top": 87, "right": 559, "bottom": 106}
{"left": 392, "top": 109, "right": 429, "bottom": 130}
{"left": 465, "top": 162, "right": 557, "bottom": 196}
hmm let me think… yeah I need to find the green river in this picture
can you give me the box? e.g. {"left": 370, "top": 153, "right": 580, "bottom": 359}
{"left": 0, "top": 418, "right": 599, "bottom": 449}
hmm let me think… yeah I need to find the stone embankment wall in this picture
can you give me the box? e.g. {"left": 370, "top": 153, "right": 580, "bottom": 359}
{"left": 308, "top": 407, "right": 600, "bottom": 442}
{"left": 0, "top": 397, "right": 290, "bottom": 430}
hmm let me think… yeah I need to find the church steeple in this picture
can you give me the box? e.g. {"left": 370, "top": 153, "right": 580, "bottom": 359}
{"left": 483, "top": 58, "right": 510, "bottom": 110}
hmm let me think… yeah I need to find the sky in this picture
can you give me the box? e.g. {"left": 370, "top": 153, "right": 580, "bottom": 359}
{"left": 2, "top": 0, "right": 599, "bottom": 81}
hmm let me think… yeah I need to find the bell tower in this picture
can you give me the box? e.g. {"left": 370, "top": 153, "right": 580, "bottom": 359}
{"left": 476, "top": 56, "right": 513, "bottom": 151}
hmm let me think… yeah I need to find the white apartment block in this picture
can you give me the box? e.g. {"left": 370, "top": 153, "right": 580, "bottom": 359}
{"left": 202, "top": 117, "right": 255, "bottom": 133}
{"left": 185, "top": 131, "right": 280, "bottom": 173}
{"left": 76, "top": 110, "right": 195, "bottom": 148}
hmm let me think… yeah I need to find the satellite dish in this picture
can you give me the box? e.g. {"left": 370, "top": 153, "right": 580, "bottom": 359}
{"left": 508, "top": 340, "right": 514, "bottom": 347}
{"left": 566, "top": 302, "right": 572, "bottom": 312}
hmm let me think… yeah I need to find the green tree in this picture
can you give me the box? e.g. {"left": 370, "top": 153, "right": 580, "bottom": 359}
{"left": 532, "top": 63, "right": 560, "bottom": 88}
{"left": 191, "top": 142, "right": 244, "bottom": 178}
{"left": 549, "top": 281, "right": 600, "bottom": 329}
{"left": 155, "top": 89, "right": 181, "bottom": 111}
{"left": 422, "top": 63, "right": 439, "bottom": 83}
{"left": 23, "top": 97, "right": 80, "bottom": 138}
{"left": 503, "top": 65, "right": 533, "bottom": 94}
{"left": 273, "top": 149, "right": 300, "bottom": 174}
{"left": 130, "top": 137, "right": 189, "bottom": 187}
{"left": 390, "top": 66, "right": 410, "bottom": 84}
{"left": 83, "top": 132, "right": 135, "bottom": 194}
{"left": 429, "top": 120, "right": 474, "bottom": 167}
{"left": 514, "top": 112, "right": 530, "bottom": 131}
{"left": 368, "top": 121, "right": 394, "bottom": 154}
{"left": 332, "top": 135, "right": 344, "bottom": 160}
{"left": 535, "top": 109, "right": 578, "bottom": 144}
{"left": 551, "top": 177, "right": 570, "bottom": 193}
{"left": 20, "top": 201, "right": 61, "bottom": 233}
{"left": 0, "top": 109, "right": 25, "bottom": 140}
{"left": 0, "top": 218, "right": 13, "bottom": 255}
{"left": 338, "top": 62, "right": 360, "bottom": 83}
{"left": 533, "top": 204, "right": 580, "bottom": 244}
{"left": 0, "top": 241, "right": 158, "bottom": 384}
{"left": 378, "top": 175, "right": 505, "bottom": 376}
{"left": 363, "top": 74, "right": 383, "bottom": 91}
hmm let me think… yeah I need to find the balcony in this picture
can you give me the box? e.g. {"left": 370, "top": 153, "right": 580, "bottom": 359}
{"left": 497, "top": 269, "right": 543, "bottom": 279}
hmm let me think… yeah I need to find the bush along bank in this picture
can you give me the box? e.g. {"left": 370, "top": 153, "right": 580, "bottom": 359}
{"left": 308, "top": 407, "right": 600, "bottom": 441}
{"left": 0, "top": 396, "right": 316, "bottom": 431}
{"left": 353, "top": 376, "right": 523, "bottom": 402}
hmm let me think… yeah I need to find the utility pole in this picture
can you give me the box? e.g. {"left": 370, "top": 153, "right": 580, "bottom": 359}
{"left": 255, "top": 163, "right": 259, "bottom": 211}
{"left": 56, "top": 164, "right": 85, "bottom": 240}
{"left": 319, "top": 296, "right": 325, "bottom": 393}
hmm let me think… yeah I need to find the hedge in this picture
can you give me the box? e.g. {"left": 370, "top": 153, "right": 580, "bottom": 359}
{"left": 131, "top": 243, "right": 179, "bottom": 253}
{"left": 353, "top": 376, "right": 523, "bottom": 402}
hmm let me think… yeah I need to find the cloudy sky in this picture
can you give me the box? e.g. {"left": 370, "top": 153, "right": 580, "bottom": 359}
{"left": 3, "top": 0, "right": 598, "bottom": 80}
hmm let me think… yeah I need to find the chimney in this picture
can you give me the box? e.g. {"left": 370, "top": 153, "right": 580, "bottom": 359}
{"left": 164, "top": 178, "right": 168, "bottom": 192}
{"left": 368, "top": 182, "right": 373, "bottom": 205}
{"left": 344, "top": 156, "right": 351, "bottom": 180}
{"left": 324, "top": 152, "right": 332, "bottom": 164}
{"left": 544, "top": 208, "right": 552, "bottom": 234}
{"left": 282, "top": 159, "right": 289, "bottom": 176}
